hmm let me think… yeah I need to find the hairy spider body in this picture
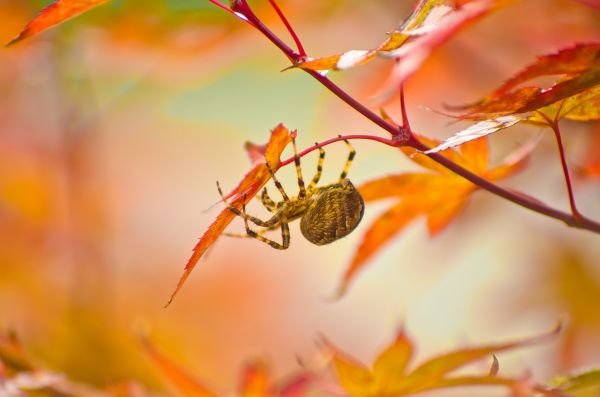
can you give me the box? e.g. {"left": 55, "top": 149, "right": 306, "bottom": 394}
{"left": 219, "top": 138, "right": 364, "bottom": 249}
{"left": 300, "top": 179, "right": 364, "bottom": 245}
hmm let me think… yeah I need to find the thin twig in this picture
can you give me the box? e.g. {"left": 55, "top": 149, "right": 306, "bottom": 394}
{"left": 550, "top": 121, "right": 583, "bottom": 223}
{"left": 208, "top": 0, "right": 256, "bottom": 26}
{"left": 267, "top": 0, "right": 306, "bottom": 56}
{"left": 400, "top": 84, "right": 410, "bottom": 131}
{"left": 279, "top": 134, "right": 399, "bottom": 167}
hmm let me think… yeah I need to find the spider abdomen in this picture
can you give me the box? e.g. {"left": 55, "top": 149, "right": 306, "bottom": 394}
{"left": 300, "top": 179, "right": 365, "bottom": 245}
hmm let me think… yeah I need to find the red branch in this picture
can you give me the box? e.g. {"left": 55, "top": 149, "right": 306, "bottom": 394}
{"left": 219, "top": 1, "right": 600, "bottom": 234}
{"left": 267, "top": 0, "right": 306, "bottom": 56}
{"left": 550, "top": 122, "right": 583, "bottom": 223}
{"left": 279, "top": 134, "right": 398, "bottom": 167}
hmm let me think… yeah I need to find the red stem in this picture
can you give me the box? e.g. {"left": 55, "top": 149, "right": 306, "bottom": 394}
{"left": 550, "top": 121, "right": 583, "bottom": 223}
{"left": 400, "top": 84, "right": 410, "bottom": 131}
{"left": 279, "top": 134, "right": 398, "bottom": 167}
{"left": 219, "top": 2, "right": 600, "bottom": 234}
{"left": 267, "top": 0, "right": 306, "bottom": 56}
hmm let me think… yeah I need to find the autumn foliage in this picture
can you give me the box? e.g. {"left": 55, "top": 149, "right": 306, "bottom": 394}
{"left": 2, "top": 0, "right": 600, "bottom": 396}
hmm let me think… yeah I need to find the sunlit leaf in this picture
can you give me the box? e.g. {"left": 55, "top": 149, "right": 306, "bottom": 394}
{"left": 372, "top": 329, "right": 415, "bottom": 393}
{"left": 457, "top": 43, "right": 600, "bottom": 120}
{"left": 327, "top": 325, "right": 561, "bottom": 397}
{"left": 7, "top": 0, "right": 111, "bottom": 46}
{"left": 573, "top": 0, "right": 600, "bottom": 9}
{"left": 140, "top": 336, "right": 219, "bottom": 397}
{"left": 327, "top": 344, "right": 374, "bottom": 397}
{"left": 293, "top": 0, "right": 505, "bottom": 82}
{"left": 394, "top": 324, "right": 561, "bottom": 395}
{"left": 528, "top": 85, "right": 600, "bottom": 123}
{"left": 0, "top": 331, "right": 34, "bottom": 374}
{"left": 339, "top": 134, "right": 531, "bottom": 295}
{"left": 166, "top": 124, "right": 294, "bottom": 306}
{"left": 554, "top": 369, "right": 600, "bottom": 392}
{"left": 578, "top": 126, "right": 600, "bottom": 177}
{"left": 240, "top": 360, "right": 272, "bottom": 397}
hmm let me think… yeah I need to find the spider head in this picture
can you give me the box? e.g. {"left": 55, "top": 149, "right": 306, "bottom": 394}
{"left": 300, "top": 178, "right": 365, "bottom": 245}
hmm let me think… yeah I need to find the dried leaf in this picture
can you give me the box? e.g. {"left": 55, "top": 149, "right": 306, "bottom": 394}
{"left": 166, "top": 124, "right": 294, "bottom": 306}
{"left": 489, "top": 355, "right": 500, "bottom": 376}
{"left": 7, "top": 0, "right": 110, "bottom": 46}
{"left": 424, "top": 116, "right": 521, "bottom": 154}
{"left": 339, "top": 135, "right": 532, "bottom": 295}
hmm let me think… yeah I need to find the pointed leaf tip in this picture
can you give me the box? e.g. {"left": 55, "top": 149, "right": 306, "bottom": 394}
{"left": 166, "top": 125, "right": 294, "bottom": 306}
{"left": 8, "top": 0, "right": 111, "bottom": 47}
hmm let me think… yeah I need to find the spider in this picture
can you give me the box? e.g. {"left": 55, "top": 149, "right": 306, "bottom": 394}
{"left": 217, "top": 137, "right": 365, "bottom": 249}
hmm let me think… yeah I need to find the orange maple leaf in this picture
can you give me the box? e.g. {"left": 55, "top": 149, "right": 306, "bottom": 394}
{"left": 166, "top": 124, "right": 295, "bottom": 306}
{"left": 7, "top": 0, "right": 111, "bottom": 46}
{"left": 140, "top": 335, "right": 311, "bottom": 397}
{"left": 455, "top": 43, "right": 600, "bottom": 121}
{"left": 325, "top": 324, "right": 561, "bottom": 397}
{"left": 293, "top": 0, "right": 509, "bottom": 88}
{"left": 338, "top": 134, "right": 531, "bottom": 296}
{"left": 579, "top": 126, "right": 600, "bottom": 177}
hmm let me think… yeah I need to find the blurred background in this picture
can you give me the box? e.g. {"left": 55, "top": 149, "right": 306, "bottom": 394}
{"left": 0, "top": 0, "right": 599, "bottom": 393}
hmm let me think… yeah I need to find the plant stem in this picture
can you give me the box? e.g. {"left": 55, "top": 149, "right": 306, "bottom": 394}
{"left": 267, "top": 0, "right": 306, "bottom": 56}
{"left": 279, "top": 134, "right": 398, "bottom": 167}
{"left": 410, "top": 138, "right": 596, "bottom": 229}
{"left": 550, "top": 121, "right": 583, "bottom": 223}
{"left": 207, "top": 0, "right": 257, "bottom": 26}
{"left": 219, "top": 1, "right": 600, "bottom": 234}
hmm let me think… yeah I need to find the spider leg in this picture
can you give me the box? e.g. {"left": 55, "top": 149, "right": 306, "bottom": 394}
{"left": 291, "top": 136, "right": 306, "bottom": 198}
{"left": 266, "top": 163, "right": 290, "bottom": 202}
{"left": 216, "top": 182, "right": 280, "bottom": 227}
{"left": 308, "top": 143, "right": 325, "bottom": 189}
{"left": 260, "top": 188, "right": 276, "bottom": 212}
{"left": 223, "top": 223, "right": 279, "bottom": 238}
{"left": 338, "top": 137, "right": 356, "bottom": 181}
{"left": 242, "top": 200, "right": 290, "bottom": 250}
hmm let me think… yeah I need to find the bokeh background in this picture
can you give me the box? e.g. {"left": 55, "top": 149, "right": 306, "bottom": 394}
{"left": 1, "top": 0, "right": 599, "bottom": 393}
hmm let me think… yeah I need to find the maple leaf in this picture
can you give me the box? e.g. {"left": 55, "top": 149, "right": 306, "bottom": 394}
{"left": 456, "top": 43, "right": 600, "bottom": 121}
{"left": 552, "top": 369, "right": 600, "bottom": 393}
{"left": 425, "top": 44, "right": 600, "bottom": 153}
{"left": 325, "top": 325, "right": 561, "bottom": 397}
{"left": 166, "top": 124, "right": 295, "bottom": 306}
{"left": 6, "top": 0, "right": 111, "bottom": 46}
{"left": 141, "top": 335, "right": 311, "bottom": 397}
{"left": 292, "top": 0, "right": 508, "bottom": 85}
{"left": 338, "top": 134, "right": 532, "bottom": 296}
{"left": 0, "top": 331, "right": 34, "bottom": 375}
{"left": 139, "top": 335, "right": 219, "bottom": 397}
{"left": 578, "top": 125, "right": 600, "bottom": 178}
{"left": 573, "top": 0, "right": 600, "bottom": 8}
